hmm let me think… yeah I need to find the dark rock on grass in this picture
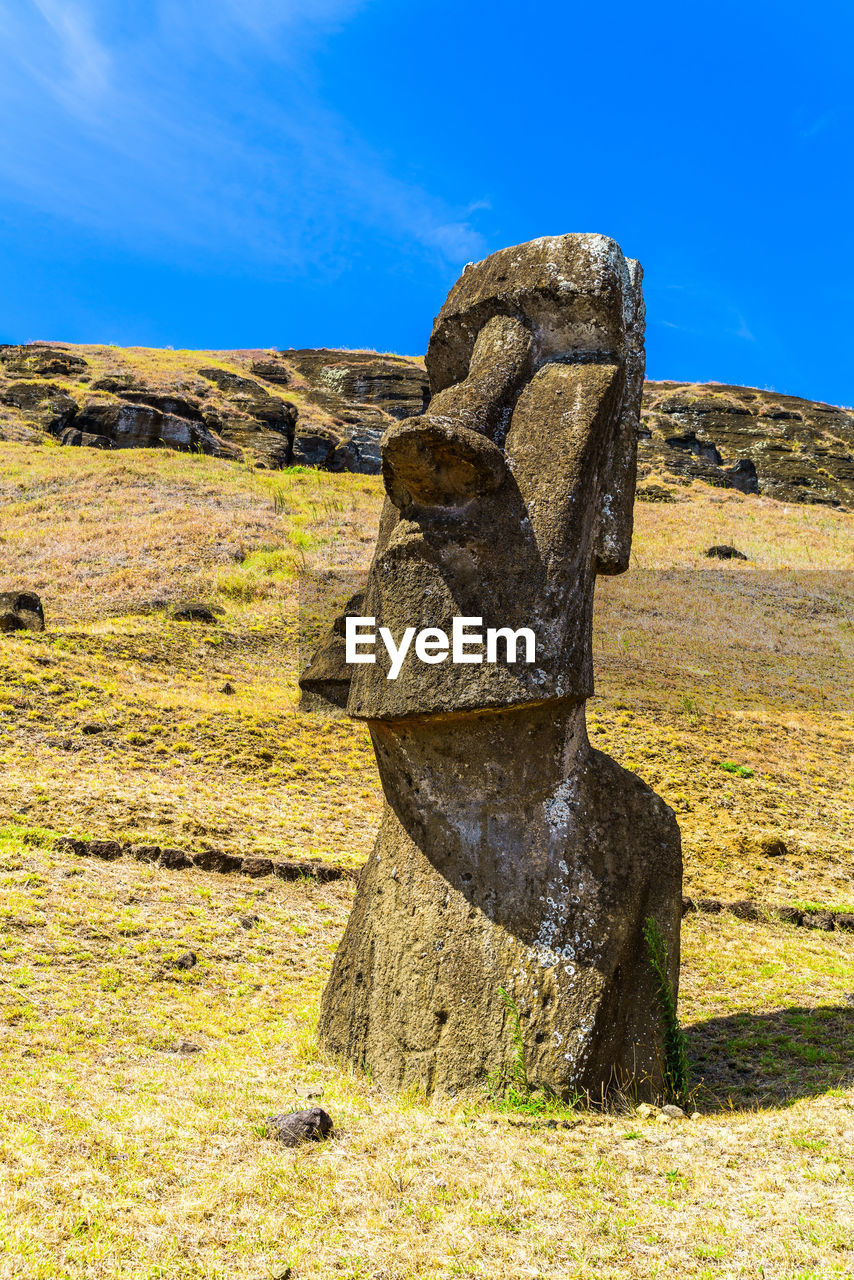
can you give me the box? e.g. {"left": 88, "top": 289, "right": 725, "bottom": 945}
{"left": 130, "top": 844, "right": 161, "bottom": 863}
{"left": 239, "top": 913, "right": 260, "bottom": 930}
{"left": 802, "top": 910, "right": 835, "bottom": 931}
{"left": 241, "top": 857, "right": 274, "bottom": 878}
{"left": 159, "top": 848, "right": 193, "bottom": 870}
{"left": 192, "top": 849, "right": 243, "bottom": 874}
{"left": 696, "top": 898, "right": 723, "bottom": 913}
{"left": 170, "top": 602, "right": 224, "bottom": 623}
{"left": 265, "top": 1107, "right": 333, "bottom": 1148}
{"left": 169, "top": 951, "right": 198, "bottom": 971}
{"left": 681, "top": 896, "right": 696, "bottom": 915}
{"left": 80, "top": 722, "right": 108, "bottom": 734}
{"left": 0, "top": 590, "right": 45, "bottom": 633}
{"left": 706, "top": 545, "right": 748, "bottom": 560}
{"left": 728, "top": 899, "right": 762, "bottom": 921}
{"left": 219, "top": 681, "right": 236, "bottom": 695}
{"left": 635, "top": 483, "right": 678, "bottom": 503}
{"left": 758, "top": 837, "right": 789, "bottom": 857}
{"left": 87, "top": 840, "right": 123, "bottom": 861}
{"left": 835, "top": 914, "right": 854, "bottom": 932}
{"left": 54, "top": 837, "right": 89, "bottom": 856}
{"left": 774, "top": 905, "right": 804, "bottom": 925}
{"left": 250, "top": 357, "right": 291, "bottom": 386}
{"left": 59, "top": 427, "right": 115, "bottom": 449}
{"left": 0, "top": 345, "right": 88, "bottom": 378}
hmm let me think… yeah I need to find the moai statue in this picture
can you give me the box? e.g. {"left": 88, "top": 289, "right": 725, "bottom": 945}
{"left": 317, "top": 234, "right": 683, "bottom": 1100}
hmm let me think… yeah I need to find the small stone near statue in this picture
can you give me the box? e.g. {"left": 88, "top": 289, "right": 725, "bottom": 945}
{"left": 0, "top": 590, "right": 45, "bottom": 632}
{"left": 266, "top": 1107, "right": 333, "bottom": 1148}
{"left": 170, "top": 602, "right": 224, "bottom": 623}
{"left": 706, "top": 545, "right": 748, "bottom": 560}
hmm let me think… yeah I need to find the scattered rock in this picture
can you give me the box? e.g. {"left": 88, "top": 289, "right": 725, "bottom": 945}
{"left": 265, "top": 1107, "right": 333, "bottom": 1148}
{"left": 159, "top": 848, "right": 193, "bottom": 870}
{"left": 130, "top": 844, "right": 161, "bottom": 863}
{"left": 170, "top": 951, "right": 198, "bottom": 971}
{"left": 0, "top": 345, "right": 88, "bottom": 378}
{"left": 728, "top": 899, "right": 761, "bottom": 921}
{"left": 80, "top": 722, "right": 107, "bottom": 735}
{"left": 241, "top": 857, "right": 274, "bottom": 878}
{"left": 759, "top": 837, "right": 789, "bottom": 857}
{"left": 87, "top": 840, "right": 123, "bottom": 861}
{"left": 193, "top": 850, "right": 243, "bottom": 874}
{"left": 696, "top": 898, "right": 723, "bottom": 913}
{"left": 661, "top": 1104, "right": 686, "bottom": 1119}
{"left": 170, "top": 602, "right": 224, "bottom": 623}
{"left": 774, "top": 905, "right": 803, "bottom": 926}
{"left": 635, "top": 483, "right": 678, "bottom": 503}
{"left": 59, "top": 427, "right": 115, "bottom": 449}
{"left": 835, "top": 914, "right": 854, "bottom": 932}
{"left": 0, "top": 590, "right": 45, "bottom": 633}
{"left": 690, "top": 1112, "right": 701, "bottom": 1121}
{"left": 250, "top": 356, "right": 291, "bottom": 386}
{"left": 681, "top": 895, "right": 696, "bottom": 915}
{"left": 802, "top": 910, "right": 835, "bottom": 931}
{"left": 238, "top": 913, "right": 260, "bottom": 930}
{"left": 705, "top": 545, "right": 748, "bottom": 560}
{"left": 175, "top": 1040, "right": 203, "bottom": 1055}
{"left": 636, "top": 1103, "right": 655, "bottom": 1118}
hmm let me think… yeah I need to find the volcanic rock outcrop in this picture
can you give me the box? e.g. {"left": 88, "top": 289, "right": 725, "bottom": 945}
{"left": 317, "top": 234, "right": 683, "bottom": 1101}
{"left": 1, "top": 339, "right": 849, "bottom": 503}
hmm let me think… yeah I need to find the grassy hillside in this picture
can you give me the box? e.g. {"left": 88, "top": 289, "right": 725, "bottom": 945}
{"left": 1, "top": 443, "right": 853, "bottom": 1277}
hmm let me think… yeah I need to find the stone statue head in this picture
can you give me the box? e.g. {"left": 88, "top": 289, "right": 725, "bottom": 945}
{"left": 347, "top": 233, "right": 645, "bottom": 721}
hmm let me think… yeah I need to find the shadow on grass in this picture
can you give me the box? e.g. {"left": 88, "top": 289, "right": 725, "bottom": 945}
{"left": 686, "top": 1003, "right": 854, "bottom": 1108}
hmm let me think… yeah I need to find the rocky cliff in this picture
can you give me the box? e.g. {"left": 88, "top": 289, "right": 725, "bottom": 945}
{"left": 0, "top": 343, "right": 851, "bottom": 507}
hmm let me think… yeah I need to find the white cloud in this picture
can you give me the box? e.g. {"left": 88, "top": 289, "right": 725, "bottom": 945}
{"left": 0, "top": 0, "right": 485, "bottom": 271}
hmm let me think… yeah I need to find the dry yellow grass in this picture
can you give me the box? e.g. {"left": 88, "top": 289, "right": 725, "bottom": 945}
{"left": 0, "top": 829, "right": 853, "bottom": 1279}
{"left": 1, "top": 443, "right": 853, "bottom": 1276}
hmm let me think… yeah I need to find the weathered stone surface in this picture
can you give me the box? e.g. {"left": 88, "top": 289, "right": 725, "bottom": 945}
{"left": 0, "top": 590, "right": 45, "bottom": 632}
{"left": 265, "top": 1107, "right": 333, "bottom": 1147}
{"left": 0, "top": 345, "right": 88, "bottom": 378}
{"left": 2, "top": 342, "right": 848, "bottom": 497}
{"left": 706, "top": 545, "right": 748, "bottom": 561}
{"left": 284, "top": 349, "right": 429, "bottom": 421}
{"left": 59, "top": 427, "right": 115, "bottom": 449}
{"left": 0, "top": 381, "right": 79, "bottom": 435}
{"left": 318, "top": 235, "right": 682, "bottom": 1102}
{"left": 640, "top": 382, "right": 854, "bottom": 507}
{"left": 299, "top": 591, "right": 365, "bottom": 713}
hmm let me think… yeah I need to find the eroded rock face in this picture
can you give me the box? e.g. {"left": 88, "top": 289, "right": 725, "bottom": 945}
{"left": 318, "top": 234, "right": 683, "bottom": 1102}
{"left": 0, "top": 591, "right": 45, "bottom": 632}
{"left": 640, "top": 382, "right": 854, "bottom": 506}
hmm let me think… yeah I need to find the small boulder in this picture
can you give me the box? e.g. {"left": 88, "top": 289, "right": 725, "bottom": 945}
{"left": 835, "top": 914, "right": 854, "bottom": 932}
{"left": 0, "top": 591, "right": 45, "bottom": 633}
{"left": 661, "top": 1104, "right": 686, "bottom": 1119}
{"left": 265, "top": 1107, "right": 333, "bottom": 1148}
{"left": 802, "top": 910, "right": 835, "bottom": 931}
{"left": 706, "top": 545, "right": 748, "bottom": 560}
{"left": 170, "top": 602, "right": 224, "bottom": 623}
{"left": 635, "top": 483, "right": 678, "bottom": 503}
{"left": 169, "top": 951, "right": 198, "bottom": 970}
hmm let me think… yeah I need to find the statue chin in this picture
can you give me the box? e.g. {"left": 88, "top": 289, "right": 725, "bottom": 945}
{"left": 313, "top": 233, "right": 682, "bottom": 1102}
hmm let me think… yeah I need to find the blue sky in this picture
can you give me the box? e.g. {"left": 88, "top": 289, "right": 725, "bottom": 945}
{"left": 0, "top": 0, "right": 852, "bottom": 404}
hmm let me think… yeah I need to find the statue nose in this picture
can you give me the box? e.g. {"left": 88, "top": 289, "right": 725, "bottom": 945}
{"left": 382, "top": 415, "right": 508, "bottom": 512}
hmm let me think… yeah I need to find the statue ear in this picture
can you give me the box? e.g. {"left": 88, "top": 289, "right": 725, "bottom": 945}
{"left": 595, "top": 261, "right": 645, "bottom": 576}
